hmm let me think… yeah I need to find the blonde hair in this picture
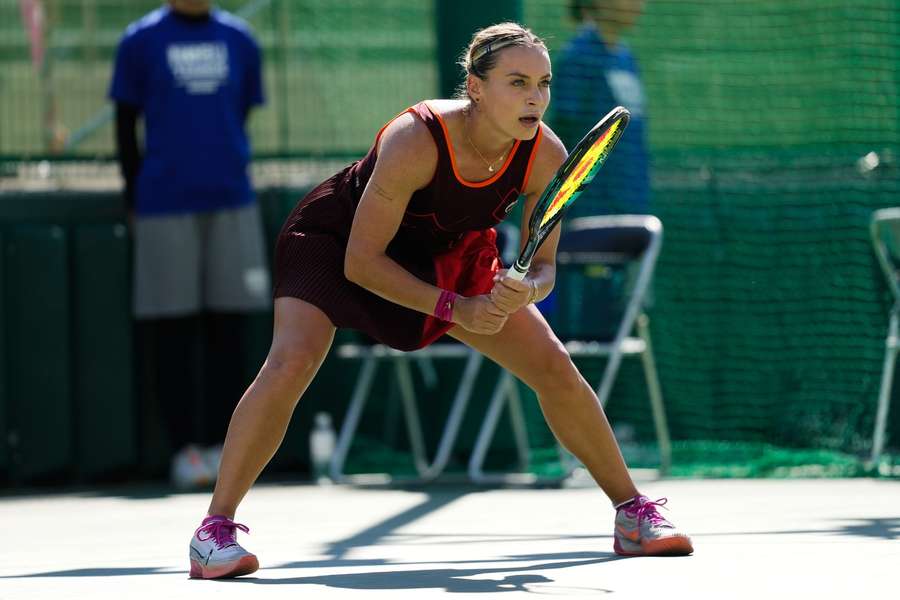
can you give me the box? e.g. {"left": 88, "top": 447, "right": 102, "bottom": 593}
{"left": 455, "top": 22, "right": 547, "bottom": 99}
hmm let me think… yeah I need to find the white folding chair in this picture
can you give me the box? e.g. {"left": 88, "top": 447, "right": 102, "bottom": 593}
{"left": 469, "top": 215, "right": 673, "bottom": 483}
{"left": 329, "top": 341, "right": 483, "bottom": 483}
{"left": 328, "top": 223, "right": 528, "bottom": 484}
{"left": 869, "top": 208, "right": 900, "bottom": 464}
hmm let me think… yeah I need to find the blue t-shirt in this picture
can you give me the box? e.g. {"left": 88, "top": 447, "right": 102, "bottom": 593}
{"left": 551, "top": 24, "right": 650, "bottom": 216}
{"left": 108, "top": 7, "right": 264, "bottom": 215}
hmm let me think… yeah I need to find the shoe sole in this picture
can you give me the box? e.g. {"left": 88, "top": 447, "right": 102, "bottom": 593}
{"left": 189, "top": 555, "right": 259, "bottom": 579}
{"left": 614, "top": 535, "right": 693, "bottom": 557}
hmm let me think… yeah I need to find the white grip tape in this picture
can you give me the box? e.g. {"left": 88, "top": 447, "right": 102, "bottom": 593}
{"left": 507, "top": 264, "right": 528, "bottom": 281}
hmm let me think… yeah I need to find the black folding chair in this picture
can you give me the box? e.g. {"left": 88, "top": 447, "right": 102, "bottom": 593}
{"left": 469, "top": 215, "right": 673, "bottom": 482}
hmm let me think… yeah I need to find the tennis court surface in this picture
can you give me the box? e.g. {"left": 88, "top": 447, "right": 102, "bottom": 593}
{"left": 2, "top": 476, "right": 897, "bottom": 599}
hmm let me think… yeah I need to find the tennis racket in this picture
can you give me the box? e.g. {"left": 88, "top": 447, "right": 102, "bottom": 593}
{"left": 507, "top": 105, "right": 630, "bottom": 281}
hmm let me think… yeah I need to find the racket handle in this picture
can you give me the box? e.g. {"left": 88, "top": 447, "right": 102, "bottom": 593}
{"left": 507, "top": 263, "right": 528, "bottom": 281}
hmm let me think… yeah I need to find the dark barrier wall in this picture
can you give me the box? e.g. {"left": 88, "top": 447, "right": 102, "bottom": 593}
{"left": 0, "top": 230, "right": 5, "bottom": 478}
{"left": 6, "top": 224, "right": 73, "bottom": 483}
{"left": 0, "top": 194, "right": 131, "bottom": 484}
{"left": 435, "top": 0, "right": 522, "bottom": 99}
{"left": 0, "top": 187, "right": 362, "bottom": 486}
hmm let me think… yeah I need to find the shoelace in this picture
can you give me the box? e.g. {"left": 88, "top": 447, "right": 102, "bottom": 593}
{"left": 194, "top": 518, "right": 250, "bottom": 549}
{"left": 624, "top": 497, "right": 671, "bottom": 527}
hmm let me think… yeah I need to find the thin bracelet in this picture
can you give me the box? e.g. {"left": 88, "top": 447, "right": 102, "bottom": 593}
{"left": 528, "top": 279, "right": 539, "bottom": 304}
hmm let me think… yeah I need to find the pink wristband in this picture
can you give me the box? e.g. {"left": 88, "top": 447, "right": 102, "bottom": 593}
{"left": 434, "top": 289, "right": 457, "bottom": 322}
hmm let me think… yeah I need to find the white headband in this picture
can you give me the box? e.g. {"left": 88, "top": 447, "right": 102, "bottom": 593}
{"left": 470, "top": 38, "right": 519, "bottom": 64}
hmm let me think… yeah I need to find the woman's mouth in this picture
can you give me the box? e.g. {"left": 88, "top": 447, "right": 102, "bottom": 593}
{"left": 519, "top": 116, "right": 540, "bottom": 127}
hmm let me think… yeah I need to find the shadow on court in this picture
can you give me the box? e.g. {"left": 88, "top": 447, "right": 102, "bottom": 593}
{"left": 5, "top": 516, "right": 899, "bottom": 584}
{"left": 3, "top": 480, "right": 897, "bottom": 598}
{"left": 324, "top": 489, "right": 473, "bottom": 558}
{"left": 232, "top": 551, "right": 620, "bottom": 593}
{"left": 831, "top": 517, "right": 900, "bottom": 540}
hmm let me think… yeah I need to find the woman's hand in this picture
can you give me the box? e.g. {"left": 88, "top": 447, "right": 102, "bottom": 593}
{"left": 489, "top": 269, "right": 535, "bottom": 314}
{"left": 453, "top": 295, "right": 509, "bottom": 335}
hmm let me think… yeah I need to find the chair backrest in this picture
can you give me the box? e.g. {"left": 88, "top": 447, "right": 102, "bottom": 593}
{"left": 554, "top": 214, "right": 663, "bottom": 343}
{"left": 557, "top": 215, "right": 661, "bottom": 266}
{"left": 871, "top": 208, "right": 900, "bottom": 303}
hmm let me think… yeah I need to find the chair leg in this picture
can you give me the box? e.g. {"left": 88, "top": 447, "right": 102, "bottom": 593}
{"left": 872, "top": 310, "right": 900, "bottom": 465}
{"left": 330, "top": 355, "right": 378, "bottom": 483}
{"left": 415, "top": 355, "right": 439, "bottom": 389}
{"left": 419, "top": 352, "right": 483, "bottom": 481}
{"left": 469, "top": 371, "right": 571, "bottom": 484}
{"left": 394, "top": 356, "right": 429, "bottom": 476}
{"left": 504, "top": 376, "right": 531, "bottom": 472}
{"left": 468, "top": 371, "right": 515, "bottom": 483}
{"left": 595, "top": 344, "right": 626, "bottom": 409}
{"left": 637, "top": 314, "right": 672, "bottom": 477}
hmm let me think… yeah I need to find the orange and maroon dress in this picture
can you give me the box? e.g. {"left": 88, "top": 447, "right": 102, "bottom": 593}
{"left": 273, "top": 101, "right": 543, "bottom": 351}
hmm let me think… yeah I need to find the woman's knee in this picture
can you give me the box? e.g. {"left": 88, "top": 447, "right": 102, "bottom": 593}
{"left": 262, "top": 343, "right": 326, "bottom": 388}
{"left": 529, "top": 343, "right": 586, "bottom": 397}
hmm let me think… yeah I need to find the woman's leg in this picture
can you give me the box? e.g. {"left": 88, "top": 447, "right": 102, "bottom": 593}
{"left": 450, "top": 304, "right": 638, "bottom": 505}
{"left": 207, "top": 297, "right": 336, "bottom": 517}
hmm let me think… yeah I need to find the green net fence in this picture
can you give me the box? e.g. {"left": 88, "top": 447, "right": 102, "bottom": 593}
{"left": 0, "top": 0, "right": 436, "bottom": 158}
{"left": 0, "top": 0, "right": 899, "bottom": 479}
{"left": 527, "top": 0, "right": 900, "bottom": 476}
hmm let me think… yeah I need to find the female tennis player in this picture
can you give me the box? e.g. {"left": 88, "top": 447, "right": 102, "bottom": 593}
{"left": 188, "top": 22, "right": 693, "bottom": 579}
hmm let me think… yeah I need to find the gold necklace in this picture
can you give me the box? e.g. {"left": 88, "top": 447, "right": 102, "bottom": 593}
{"left": 465, "top": 118, "right": 509, "bottom": 173}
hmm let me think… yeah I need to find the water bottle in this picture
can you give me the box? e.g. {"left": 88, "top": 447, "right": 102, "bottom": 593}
{"left": 309, "top": 412, "right": 336, "bottom": 484}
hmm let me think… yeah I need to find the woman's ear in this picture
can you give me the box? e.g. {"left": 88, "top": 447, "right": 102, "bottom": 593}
{"left": 467, "top": 74, "right": 482, "bottom": 102}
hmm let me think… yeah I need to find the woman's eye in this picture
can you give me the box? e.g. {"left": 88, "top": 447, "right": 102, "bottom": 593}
{"left": 540, "top": 80, "right": 552, "bottom": 88}
{"left": 512, "top": 80, "right": 525, "bottom": 86}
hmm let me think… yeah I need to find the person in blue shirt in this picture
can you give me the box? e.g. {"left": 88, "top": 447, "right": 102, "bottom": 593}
{"left": 109, "top": 0, "right": 270, "bottom": 489}
{"left": 543, "top": 0, "right": 651, "bottom": 340}
{"left": 552, "top": 0, "right": 650, "bottom": 218}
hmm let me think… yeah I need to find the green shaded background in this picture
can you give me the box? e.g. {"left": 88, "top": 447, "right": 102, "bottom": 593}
{"left": 0, "top": 0, "right": 898, "bottom": 484}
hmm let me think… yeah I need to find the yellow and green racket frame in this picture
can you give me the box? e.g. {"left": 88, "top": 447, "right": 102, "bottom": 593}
{"left": 508, "top": 106, "right": 630, "bottom": 280}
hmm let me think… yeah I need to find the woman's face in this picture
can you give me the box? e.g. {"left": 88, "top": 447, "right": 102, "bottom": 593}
{"left": 470, "top": 45, "right": 552, "bottom": 141}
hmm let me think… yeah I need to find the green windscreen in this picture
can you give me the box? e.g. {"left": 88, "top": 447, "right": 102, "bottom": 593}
{"left": 524, "top": 0, "right": 900, "bottom": 475}
{"left": 0, "top": 0, "right": 898, "bottom": 478}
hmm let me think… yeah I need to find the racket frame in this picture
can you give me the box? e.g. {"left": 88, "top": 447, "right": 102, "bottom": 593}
{"left": 508, "top": 106, "right": 630, "bottom": 281}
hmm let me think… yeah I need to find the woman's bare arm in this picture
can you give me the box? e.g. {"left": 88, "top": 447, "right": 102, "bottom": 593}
{"left": 345, "top": 113, "right": 508, "bottom": 334}
{"left": 490, "top": 125, "right": 568, "bottom": 313}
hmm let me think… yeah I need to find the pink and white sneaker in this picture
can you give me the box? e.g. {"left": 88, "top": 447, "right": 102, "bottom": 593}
{"left": 189, "top": 515, "right": 259, "bottom": 579}
{"left": 613, "top": 495, "right": 693, "bottom": 556}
